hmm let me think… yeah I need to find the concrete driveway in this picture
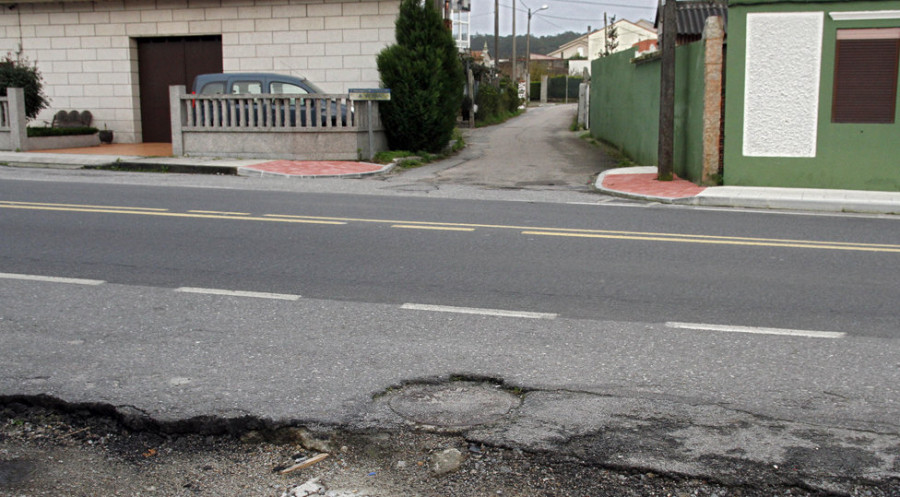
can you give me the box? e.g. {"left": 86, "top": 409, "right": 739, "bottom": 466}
{"left": 397, "top": 103, "right": 616, "bottom": 191}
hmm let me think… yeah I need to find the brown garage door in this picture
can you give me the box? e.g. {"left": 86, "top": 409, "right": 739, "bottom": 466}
{"left": 137, "top": 36, "right": 222, "bottom": 143}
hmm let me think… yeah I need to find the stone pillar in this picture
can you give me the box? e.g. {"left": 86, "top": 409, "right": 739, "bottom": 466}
{"left": 170, "top": 85, "right": 185, "bottom": 156}
{"left": 701, "top": 16, "right": 725, "bottom": 186}
{"left": 540, "top": 74, "right": 548, "bottom": 104}
{"left": 7, "top": 88, "right": 27, "bottom": 151}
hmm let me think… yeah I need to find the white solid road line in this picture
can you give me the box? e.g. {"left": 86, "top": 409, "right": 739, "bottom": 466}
{"left": 175, "top": 287, "right": 302, "bottom": 301}
{"left": 0, "top": 272, "right": 105, "bottom": 285}
{"left": 666, "top": 321, "right": 846, "bottom": 339}
{"left": 401, "top": 303, "right": 557, "bottom": 320}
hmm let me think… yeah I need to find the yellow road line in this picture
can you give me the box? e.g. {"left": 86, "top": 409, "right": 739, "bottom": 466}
{"left": 188, "top": 210, "right": 250, "bottom": 216}
{"left": 3, "top": 201, "right": 898, "bottom": 253}
{"left": 391, "top": 224, "right": 475, "bottom": 232}
{"left": 262, "top": 213, "right": 900, "bottom": 250}
{"left": 0, "top": 200, "right": 168, "bottom": 211}
{"left": 0, "top": 204, "right": 346, "bottom": 225}
{"left": 521, "top": 231, "right": 900, "bottom": 253}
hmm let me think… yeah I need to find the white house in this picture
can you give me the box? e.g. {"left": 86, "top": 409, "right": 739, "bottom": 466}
{"left": 549, "top": 18, "right": 656, "bottom": 76}
{"left": 547, "top": 31, "right": 593, "bottom": 60}
{"left": 586, "top": 18, "right": 656, "bottom": 61}
{"left": 0, "top": 0, "right": 400, "bottom": 143}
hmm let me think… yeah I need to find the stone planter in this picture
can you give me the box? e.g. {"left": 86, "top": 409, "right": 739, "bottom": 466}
{"left": 25, "top": 133, "right": 101, "bottom": 151}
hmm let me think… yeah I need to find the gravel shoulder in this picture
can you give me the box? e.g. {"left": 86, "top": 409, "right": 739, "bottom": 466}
{"left": 3, "top": 404, "right": 894, "bottom": 497}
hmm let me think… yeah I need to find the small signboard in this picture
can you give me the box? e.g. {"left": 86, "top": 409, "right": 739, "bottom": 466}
{"left": 349, "top": 88, "right": 391, "bottom": 101}
{"left": 517, "top": 81, "right": 527, "bottom": 109}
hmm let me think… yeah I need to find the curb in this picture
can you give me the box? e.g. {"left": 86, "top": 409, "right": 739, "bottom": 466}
{"left": 596, "top": 167, "right": 900, "bottom": 215}
{"left": 594, "top": 167, "right": 693, "bottom": 204}
{"left": 236, "top": 161, "right": 395, "bottom": 179}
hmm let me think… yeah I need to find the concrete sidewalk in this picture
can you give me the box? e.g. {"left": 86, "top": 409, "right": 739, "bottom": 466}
{"left": 0, "top": 150, "right": 393, "bottom": 179}
{"left": 3, "top": 149, "right": 899, "bottom": 214}
{"left": 597, "top": 166, "right": 900, "bottom": 215}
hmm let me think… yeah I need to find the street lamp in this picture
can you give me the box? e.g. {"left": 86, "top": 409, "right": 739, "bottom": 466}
{"left": 525, "top": 4, "right": 549, "bottom": 103}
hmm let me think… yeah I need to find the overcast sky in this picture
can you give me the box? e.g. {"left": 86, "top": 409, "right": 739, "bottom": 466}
{"left": 466, "top": 0, "right": 659, "bottom": 37}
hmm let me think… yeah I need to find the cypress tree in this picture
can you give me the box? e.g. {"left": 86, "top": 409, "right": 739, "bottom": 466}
{"left": 376, "top": 0, "right": 463, "bottom": 153}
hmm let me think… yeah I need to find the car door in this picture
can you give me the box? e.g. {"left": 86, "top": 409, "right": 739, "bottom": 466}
{"left": 269, "top": 80, "right": 311, "bottom": 126}
{"left": 230, "top": 78, "right": 264, "bottom": 125}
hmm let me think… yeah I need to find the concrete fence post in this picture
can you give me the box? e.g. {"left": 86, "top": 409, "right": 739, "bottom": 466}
{"left": 170, "top": 85, "right": 185, "bottom": 156}
{"left": 578, "top": 82, "right": 590, "bottom": 129}
{"left": 540, "top": 75, "right": 548, "bottom": 104}
{"left": 701, "top": 16, "right": 725, "bottom": 186}
{"left": 7, "top": 88, "right": 27, "bottom": 151}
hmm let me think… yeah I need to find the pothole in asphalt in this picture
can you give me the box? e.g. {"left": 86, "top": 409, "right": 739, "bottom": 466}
{"left": 387, "top": 381, "right": 521, "bottom": 430}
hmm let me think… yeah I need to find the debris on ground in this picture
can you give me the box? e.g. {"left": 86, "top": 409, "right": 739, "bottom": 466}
{"left": 1, "top": 405, "right": 895, "bottom": 496}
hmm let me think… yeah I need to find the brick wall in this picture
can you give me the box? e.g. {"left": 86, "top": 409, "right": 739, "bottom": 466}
{"left": 0, "top": 0, "right": 398, "bottom": 143}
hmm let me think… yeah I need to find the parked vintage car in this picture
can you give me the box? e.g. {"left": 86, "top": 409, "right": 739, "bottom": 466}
{"left": 190, "top": 73, "right": 349, "bottom": 127}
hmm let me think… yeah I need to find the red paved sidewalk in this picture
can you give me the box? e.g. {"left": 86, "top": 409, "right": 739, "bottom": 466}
{"left": 241, "top": 160, "right": 386, "bottom": 177}
{"left": 602, "top": 172, "right": 706, "bottom": 199}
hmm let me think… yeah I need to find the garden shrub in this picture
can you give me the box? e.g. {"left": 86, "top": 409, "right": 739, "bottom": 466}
{"left": 475, "top": 84, "right": 499, "bottom": 122}
{"left": 27, "top": 126, "right": 97, "bottom": 137}
{"left": 376, "top": 0, "right": 464, "bottom": 153}
{"left": 0, "top": 53, "right": 49, "bottom": 120}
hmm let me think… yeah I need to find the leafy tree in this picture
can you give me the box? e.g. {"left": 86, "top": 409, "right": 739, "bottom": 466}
{"left": 377, "top": 0, "right": 464, "bottom": 153}
{"left": 602, "top": 16, "right": 619, "bottom": 57}
{"left": 0, "top": 51, "right": 49, "bottom": 120}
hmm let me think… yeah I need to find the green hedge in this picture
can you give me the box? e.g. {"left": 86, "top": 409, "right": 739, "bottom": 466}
{"left": 27, "top": 126, "right": 98, "bottom": 137}
{"left": 475, "top": 79, "right": 520, "bottom": 124}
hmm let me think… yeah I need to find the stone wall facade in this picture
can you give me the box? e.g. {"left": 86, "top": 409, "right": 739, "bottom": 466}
{"left": 0, "top": 0, "right": 398, "bottom": 143}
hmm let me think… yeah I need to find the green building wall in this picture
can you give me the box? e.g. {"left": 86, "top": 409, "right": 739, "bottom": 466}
{"left": 724, "top": 0, "right": 900, "bottom": 191}
{"left": 589, "top": 42, "right": 708, "bottom": 183}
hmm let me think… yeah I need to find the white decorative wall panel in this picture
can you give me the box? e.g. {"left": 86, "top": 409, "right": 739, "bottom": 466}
{"left": 743, "top": 12, "right": 824, "bottom": 158}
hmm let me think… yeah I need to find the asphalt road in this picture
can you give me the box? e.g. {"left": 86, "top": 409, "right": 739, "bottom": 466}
{"left": 1, "top": 178, "right": 898, "bottom": 338}
{"left": 1, "top": 106, "right": 899, "bottom": 493}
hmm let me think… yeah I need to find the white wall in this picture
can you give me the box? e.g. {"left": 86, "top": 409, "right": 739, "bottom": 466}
{"left": 0, "top": 0, "right": 398, "bottom": 143}
{"left": 568, "top": 59, "right": 590, "bottom": 76}
{"left": 587, "top": 20, "right": 656, "bottom": 60}
{"left": 743, "top": 12, "right": 823, "bottom": 158}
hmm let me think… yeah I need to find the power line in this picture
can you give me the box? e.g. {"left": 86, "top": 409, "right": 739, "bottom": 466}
{"left": 548, "top": 0, "right": 656, "bottom": 8}
{"left": 540, "top": 13, "right": 609, "bottom": 22}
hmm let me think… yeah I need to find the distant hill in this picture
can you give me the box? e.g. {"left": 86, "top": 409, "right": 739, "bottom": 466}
{"left": 470, "top": 31, "right": 583, "bottom": 59}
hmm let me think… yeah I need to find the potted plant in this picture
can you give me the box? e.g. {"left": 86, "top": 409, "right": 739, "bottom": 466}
{"left": 99, "top": 125, "right": 113, "bottom": 144}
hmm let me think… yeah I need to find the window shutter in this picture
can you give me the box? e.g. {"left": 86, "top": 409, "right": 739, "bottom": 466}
{"left": 832, "top": 38, "right": 900, "bottom": 123}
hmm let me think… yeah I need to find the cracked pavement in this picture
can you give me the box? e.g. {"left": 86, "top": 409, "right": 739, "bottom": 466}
{"left": 2, "top": 278, "right": 899, "bottom": 494}
{"left": 2, "top": 105, "right": 899, "bottom": 494}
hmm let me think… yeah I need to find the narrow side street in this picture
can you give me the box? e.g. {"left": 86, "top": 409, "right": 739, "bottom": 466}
{"left": 392, "top": 104, "right": 617, "bottom": 191}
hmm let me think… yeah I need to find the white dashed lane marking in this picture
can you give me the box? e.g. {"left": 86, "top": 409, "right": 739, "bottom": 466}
{"left": 666, "top": 322, "right": 846, "bottom": 339}
{"left": 0, "top": 272, "right": 105, "bottom": 285}
{"left": 174, "top": 287, "right": 302, "bottom": 301}
{"left": 401, "top": 303, "right": 557, "bottom": 320}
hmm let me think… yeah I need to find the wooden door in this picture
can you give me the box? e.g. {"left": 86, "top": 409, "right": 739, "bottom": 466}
{"left": 137, "top": 36, "right": 222, "bottom": 142}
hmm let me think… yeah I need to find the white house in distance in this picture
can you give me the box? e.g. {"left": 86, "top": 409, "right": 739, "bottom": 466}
{"left": 547, "top": 30, "right": 592, "bottom": 60}
{"left": 550, "top": 18, "right": 657, "bottom": 75}
{"left": 0, "top": 0, "right": 400, "bottom": 143}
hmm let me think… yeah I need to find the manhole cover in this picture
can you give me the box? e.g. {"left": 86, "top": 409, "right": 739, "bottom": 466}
{"left": 388, "top": 382, "right": 521, "bottom": 428}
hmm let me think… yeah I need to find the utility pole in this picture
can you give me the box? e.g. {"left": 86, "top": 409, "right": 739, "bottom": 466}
{"left": 657, "top": 0, "right": 676, "bottom": 181}
{"left": 494, "top": 0, "right": 499, "bottom": 83}
{"left": 511, "top": 0, "right": 517, "bottom": 83}
{"left": 526, "top": 4, "right": 548, "bottom": 102}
